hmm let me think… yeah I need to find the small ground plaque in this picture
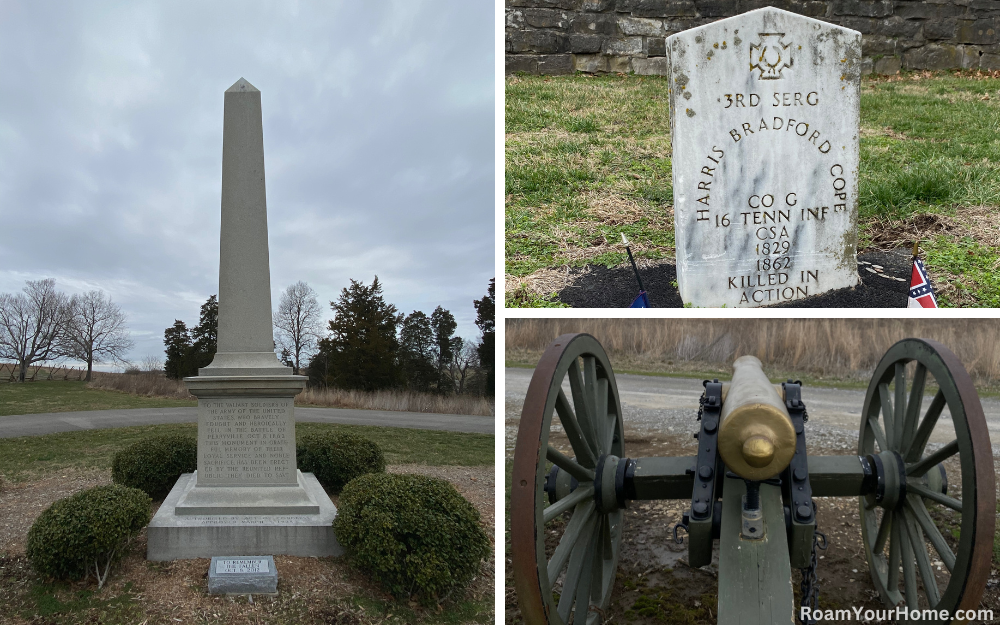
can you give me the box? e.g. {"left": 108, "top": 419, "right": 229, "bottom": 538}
{"left": 208, "top": 555, "right": 277, "bottom": 595}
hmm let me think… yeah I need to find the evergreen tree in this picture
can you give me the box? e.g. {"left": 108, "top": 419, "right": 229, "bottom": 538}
{"left": 326, "top": 277, "right": 402, "bottom": 391}
{"left": 306, "top": 337, "right": 333, "bottom": 388}
{"left": 430, "top": 306, "right": 457, "bottom": 394}
{"left": 398, "top": 311, "right": 436, "bottom": 392}
{"left": 163, "top": 320, "right": 193, "bottom": 380}
{"left": 162, "top": 295, "right": 217, "bottom": 379}
{"left": 474, "top": 278, "right": 495, "bottom": 395}
{"left": 190, "top": 295, "right": 218, "bottom": 370}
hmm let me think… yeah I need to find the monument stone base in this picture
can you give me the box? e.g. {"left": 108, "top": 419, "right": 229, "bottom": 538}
{"left": 175, "top": 469, "right": 321, "bottom": 515}
{"left": 147, "top": 472, "right": 342, "bottom": 561}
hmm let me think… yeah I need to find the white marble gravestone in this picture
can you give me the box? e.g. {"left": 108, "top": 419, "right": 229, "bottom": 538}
{"left": 147, "top": 78, "right": 340, "bottom": 560}
{"left": 668, "top": 8, "right": 861, "bottom": 307}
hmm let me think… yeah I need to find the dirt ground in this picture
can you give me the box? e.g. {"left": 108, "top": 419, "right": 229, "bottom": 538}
{"left": 505, "top": 427, "right": 1000, "bottom": 625}
{"left": 0, "top": 464, "right": 494, "bottom": 625}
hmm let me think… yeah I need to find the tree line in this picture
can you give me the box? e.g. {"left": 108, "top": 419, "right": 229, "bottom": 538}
{"left": 0, "top": 279, "right": 133, "bottom": 382}
{"left": 164, "top": 276, "right": 495, "bottom": 396}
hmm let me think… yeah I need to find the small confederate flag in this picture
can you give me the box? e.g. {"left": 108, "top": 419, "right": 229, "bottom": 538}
{"left": 908, "top": 257, "right": 938, "bottom": 308}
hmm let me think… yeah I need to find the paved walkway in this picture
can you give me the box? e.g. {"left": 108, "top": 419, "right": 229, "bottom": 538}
{"left": 0, "top": 406, "right": 493, "bottom": 438}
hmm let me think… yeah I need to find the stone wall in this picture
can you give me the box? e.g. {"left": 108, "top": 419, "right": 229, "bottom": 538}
{"left": 505, "top": 0, "right": 1000, "bottom": 75}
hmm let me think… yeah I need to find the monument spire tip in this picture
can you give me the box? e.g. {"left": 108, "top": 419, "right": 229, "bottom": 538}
{"left": 226, "top": 77, "right": 259, "bottom": 93}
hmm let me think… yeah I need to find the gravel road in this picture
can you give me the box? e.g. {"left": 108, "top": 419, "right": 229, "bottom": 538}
{"left": 505, "top": 367, "right": 1000, "bottom": 455}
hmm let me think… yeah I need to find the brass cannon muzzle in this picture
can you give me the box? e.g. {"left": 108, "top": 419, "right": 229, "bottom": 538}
{"left": 718, "top": 355, "right": 796, "bottom": 480}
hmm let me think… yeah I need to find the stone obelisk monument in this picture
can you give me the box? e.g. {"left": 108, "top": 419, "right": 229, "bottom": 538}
{"left": 147, "top": 78, "right": 340, "bottom": 560}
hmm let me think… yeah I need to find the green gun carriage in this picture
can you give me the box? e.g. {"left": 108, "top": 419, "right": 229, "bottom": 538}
{"left": 511, "top": 334, "right": 996, "bottom": 625}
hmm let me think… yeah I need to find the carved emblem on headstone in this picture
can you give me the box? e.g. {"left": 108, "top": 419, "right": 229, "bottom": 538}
{"left": 750, "top": 33, "right": 792, "bottom": 80}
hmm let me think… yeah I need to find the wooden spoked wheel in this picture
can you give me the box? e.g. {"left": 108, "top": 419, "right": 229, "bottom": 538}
{"left": 858, "top": 339, "right": 995, "bottom": 622}
{"left": 511, "top": 333, "right": 625, "bottom": 625}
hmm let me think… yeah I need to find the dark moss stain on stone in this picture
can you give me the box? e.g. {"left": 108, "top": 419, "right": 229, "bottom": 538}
{"left": 683, "top": 91, "right": 692, "bottom": 100}
{"left": 838, "top": 226, "right": 859, "bottom": 274}
{"left": 686, "top": 108, "right": 695, "bottom": 117}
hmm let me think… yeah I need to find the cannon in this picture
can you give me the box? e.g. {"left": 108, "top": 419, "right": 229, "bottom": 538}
{"left": 511, "top": 334, "right": 996, "bottom": 625}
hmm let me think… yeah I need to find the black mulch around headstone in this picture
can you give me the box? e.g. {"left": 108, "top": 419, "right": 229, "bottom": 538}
{"left": 556, "top": 250, "right": 911, "bottom": 308}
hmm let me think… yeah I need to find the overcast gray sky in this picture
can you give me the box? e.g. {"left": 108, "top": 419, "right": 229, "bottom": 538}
{"left": 0, "top": 1, "right": 494, "bottom": 368}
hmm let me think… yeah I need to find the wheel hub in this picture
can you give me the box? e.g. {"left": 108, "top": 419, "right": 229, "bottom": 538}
{"left": 544, "top": 464, "right": 578, "bottom": 505}
{"left": 864, "top": 450, "right": 907, "bottom": 510}
{"left": 594, "top": 454, "right": 621, "bottom": 514}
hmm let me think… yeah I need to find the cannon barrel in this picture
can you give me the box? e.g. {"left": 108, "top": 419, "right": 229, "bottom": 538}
{"left": 718, "top": 355, "right": 796, "bottom": 480}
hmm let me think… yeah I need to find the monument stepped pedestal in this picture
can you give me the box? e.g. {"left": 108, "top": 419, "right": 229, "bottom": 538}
{"left": 147, "top": 78, "right": 341, "bottom": 560}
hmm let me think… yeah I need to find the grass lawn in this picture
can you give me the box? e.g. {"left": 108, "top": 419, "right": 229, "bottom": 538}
{"left": 0, "top": 381, "right": 195, "bottom": 416}
{"left": 0, "top": 421, "right": 492, "bottom": 482}
{"left": 505, "top": 70, "right": 1000, "bottom": 307}
{"left": 0, "top": 423, "right": 494, "bottom": 623}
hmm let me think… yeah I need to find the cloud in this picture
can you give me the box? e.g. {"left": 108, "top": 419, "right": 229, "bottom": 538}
{"left": 0, "top": 0, "right": 494, "bottom": 364}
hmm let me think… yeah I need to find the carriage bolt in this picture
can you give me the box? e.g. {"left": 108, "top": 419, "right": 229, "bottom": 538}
{"left": 744, "top": 480, "right": 761, "bottom": 510}
{"left": 741, "top": 496, "right": 765, "bottom": 539}
{"left": 741, "top": 481, "right": 765, "bottom": 539}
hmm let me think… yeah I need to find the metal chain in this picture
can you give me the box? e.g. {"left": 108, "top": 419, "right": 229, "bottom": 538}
{"left": 696, "top": 387, "right": 707, "bottom": 421}
{"left": 797, "top": 529, "right": 828, "bottom": 625}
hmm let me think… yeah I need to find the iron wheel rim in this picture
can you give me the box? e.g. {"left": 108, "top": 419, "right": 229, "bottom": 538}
{"left": 858, "top": 338, "right": 995, "bottom": 622}
{"left": 512, "top": 333, "right": 626, "bottom": 625}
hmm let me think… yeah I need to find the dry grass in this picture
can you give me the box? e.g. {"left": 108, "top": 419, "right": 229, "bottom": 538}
{"left": 506, "top": 319, "right": 1000, "bottom": 384}
{"left": 87, "top": 372, "right": 494, "bottom": 417}
{"left": 88, "top": 371, "right": 194, "bottom": 399}
{"left": 866, "top": 205, "right": 1000, "bottom": 251}
{"left": 297, "top": 387, "right": 494, "bottom": 417}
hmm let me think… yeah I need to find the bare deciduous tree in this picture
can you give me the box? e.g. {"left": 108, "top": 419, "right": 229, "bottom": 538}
{"left": 0, "top": 279, "right": 71, "bottom": 382}
{"left": 139, "top": 354, "right": 163, "bottom": 373}
{"left": 273, "top": 281, "right": 324, "bottom": 375}
{"left": 62, "top": 290, "right": 134, "bottom": 381}
{"left": 449, "top": 338, "right": 480, "bottom": 395}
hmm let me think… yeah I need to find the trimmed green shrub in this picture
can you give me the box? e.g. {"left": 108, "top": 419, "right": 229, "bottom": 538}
{"left": 26, "top": 484, "right": 151, "bottom": 588}
{"left": 297, "top": 433, "right": 385, "bottom": 494}
{"left": 334, "top": 473, "right": 490, "bottom": 606}
{"left": 111, "top": 435, "right": 197, "bottom": 499}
